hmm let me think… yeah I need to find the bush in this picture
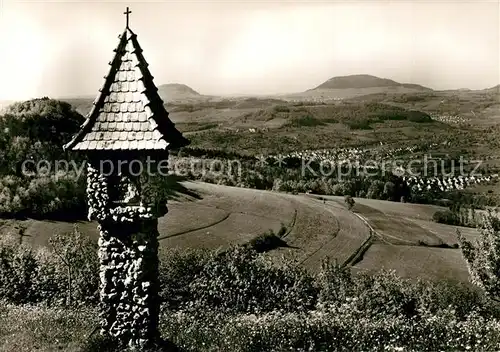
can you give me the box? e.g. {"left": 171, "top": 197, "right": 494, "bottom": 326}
{"left": 316, "top": 258, "right": 354, "bottom": 304}
{"left": 162, "top": 307, "right": 500, "bottom": 352}
{"left": 161, "top": 263, "right": 500, "bottom": 351}
{"left": 459, "top": 212, "right": 500, "bottom": 299}
{"left": 158, "top": 248, "right": 211, "bottom": 309}
{"left": 0, "top": 226, "right": 98, "bottom": 305}
{"left": 344, "top": 195, "right": 355, "bottom": 210}
{"left": 187, "top": 246, "right": 317, "bottom": 313}
{"left": 245, "top": 227, "right": 288, "bottom": 253}
{"left": 0, "top": 244, "right": 40, "bottom": 304}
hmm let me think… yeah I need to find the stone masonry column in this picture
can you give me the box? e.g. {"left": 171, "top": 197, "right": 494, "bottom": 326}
{"left": 87, "top": 164, "right": 163, "bottom": 350}
{"left": 98, "top": 220, "right": 160, "bottom": 348}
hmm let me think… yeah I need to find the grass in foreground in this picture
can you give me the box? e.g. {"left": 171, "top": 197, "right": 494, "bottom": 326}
{"left": 0, "top": 304, "right": 97, "bottom": 352}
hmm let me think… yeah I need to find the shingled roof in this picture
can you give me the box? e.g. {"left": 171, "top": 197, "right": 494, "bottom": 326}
{"left": 64, "top": 26, "right": 189, "bottom": 151}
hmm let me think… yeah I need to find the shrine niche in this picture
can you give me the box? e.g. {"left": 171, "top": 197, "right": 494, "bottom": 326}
{"left": 63, "top": 7, "right": 189, "bottom": 349}
{"left": 112, "top": 174, "right": 141, "bottom": 205}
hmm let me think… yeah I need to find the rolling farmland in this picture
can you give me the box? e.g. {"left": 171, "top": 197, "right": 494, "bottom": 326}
{"left": 0, "top": 181, "right": 481, "bottom": 283}
{"left": 353, "top": 244, "right": 471, "bottom": 282}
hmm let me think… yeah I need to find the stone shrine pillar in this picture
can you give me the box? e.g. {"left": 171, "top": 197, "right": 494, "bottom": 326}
{"left": 63, "top": 8, "right": 190, "bottom": 348}
{"left": 86, "top": 158, "right": 167, "bottom": 348}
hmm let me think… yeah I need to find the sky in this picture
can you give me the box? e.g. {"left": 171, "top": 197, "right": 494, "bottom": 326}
{"left": 0, "top": 0, "right": 498, "bottom": 100}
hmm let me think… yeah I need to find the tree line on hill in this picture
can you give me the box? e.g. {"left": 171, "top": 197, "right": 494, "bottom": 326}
{"left": 172, "top": 151, "right": 499, "bottom": 209}
{"left": 0, "top": 98, "right": 86, "bottom": 219}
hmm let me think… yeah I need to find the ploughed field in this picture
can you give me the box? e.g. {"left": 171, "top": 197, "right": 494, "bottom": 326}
{"left": 0, "top": 182, "right": 479, "bottom": 283}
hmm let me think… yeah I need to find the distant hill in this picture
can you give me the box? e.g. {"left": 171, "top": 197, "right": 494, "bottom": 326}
{"left": 310, "top": 74, "right": 432, "bottom": 91}
{"left": 483, "top": 84, "right": 500, "bottom": 94}
{"left": 278, "top": 74, "right": 433, "bottom": 101}
{"left": 157, "top": 83, "right": 204, "bottom": 102}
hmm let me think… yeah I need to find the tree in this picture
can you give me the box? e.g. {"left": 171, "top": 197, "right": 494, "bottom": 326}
{"left": 48, "top": 225, "right": 98, "bottom": 305}
{"left": 433, "top": 210, "right": 459, "bottom": 226}
{"left": 383, "top": 181, "right": 396, "bottom": 200}
{"left": 367, "top": 180, "right": 384, "bottom": 199}
{"left": 458, "top": 212, "right": 500, "bottom": 300}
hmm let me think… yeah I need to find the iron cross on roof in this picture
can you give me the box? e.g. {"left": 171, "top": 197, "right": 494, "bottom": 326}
{"left": 124, "top": 7, "right": 132, "bottom": 28}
